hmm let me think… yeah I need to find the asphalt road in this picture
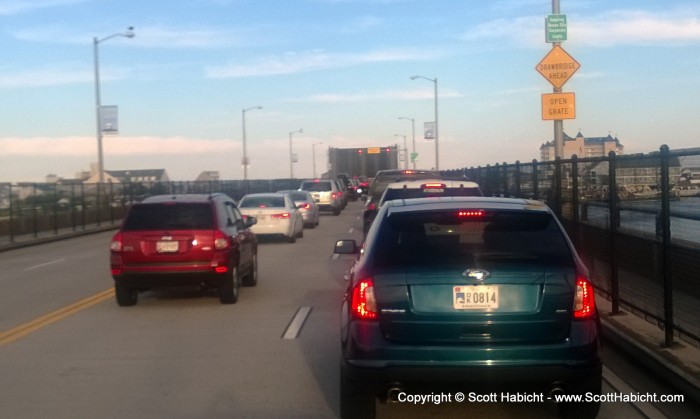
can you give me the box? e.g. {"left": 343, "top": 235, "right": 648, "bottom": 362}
{"left": 0, "top": 201, "right": 695, "bottom": 418}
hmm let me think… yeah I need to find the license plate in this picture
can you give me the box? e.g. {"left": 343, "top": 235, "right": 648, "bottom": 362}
{"left": 156, "top": 240, "right": 179, "bottom": 253}
{"left": 453, "top": 286, "right": 499, "bottom": 309}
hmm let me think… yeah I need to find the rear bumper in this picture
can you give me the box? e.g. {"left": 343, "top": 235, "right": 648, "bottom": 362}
{"left": 342, "top": 319, "right": 602, "bottom": 394}
{"left": 113, "top": 270, "right": 226, "bottom": 288}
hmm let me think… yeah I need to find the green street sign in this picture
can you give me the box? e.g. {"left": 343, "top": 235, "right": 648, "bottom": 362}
{"left": 546, "top": 14, "right": 567, "bottom": 43}
{"left": 410, "top": 152, "right": 418, "bottom": 162}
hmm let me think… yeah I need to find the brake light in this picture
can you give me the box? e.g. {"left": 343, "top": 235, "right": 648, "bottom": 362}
{"left": 367, "top": 203, "right": 377, "bottom": 211}
{"left": 403, "top": 170, "right": 415, "bottom": 174}
{"left": 574, "top": 277, "right": 596, "bottom": 319}
{"left": 299, "top": 203, "right": 311, "bottom": 209}
{"left": 458, "top": 210, "right": 484, "bottom": 217}
{"left": 351, "top": 279, "right": 377, "bottom": 320}
{"left": 331, "top": 192, "right": 338, "bottom": 200}
{"left": 271, "top": 212, "right": 291, "bottom": 219}
{"left": 422, "top": 183, "right": 446, "bottom": 189}
{"left": 214, "top": 230, "right": 230, "bottom": 250}
{"left": 110, "top": 232, "right": 123, "bottom": 252}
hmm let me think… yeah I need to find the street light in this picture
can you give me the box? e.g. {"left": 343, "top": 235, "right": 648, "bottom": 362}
{"left": 242, "top": 106, "right": 262, "bottom": 181}
{"left": 394, "top": 134, "right": 408, "bottom": 169}
{"left": 312, "top": 142, "right": 324, "bottom": 178}
{"left": 94, "top": 26, "right": 135, "bottom": 184}
{"left": 289, "top": 129, "right": 303, "bottom": 178}
{"left": 410, "top": 75, "right": 439, "bottom": 171}
{"left": 398, "top": 117, "right": 416, "bottom": 169}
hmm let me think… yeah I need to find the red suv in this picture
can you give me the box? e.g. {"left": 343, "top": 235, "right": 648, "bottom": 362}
{"left": 110, "top": 194, "right": 258, "bottom": 306}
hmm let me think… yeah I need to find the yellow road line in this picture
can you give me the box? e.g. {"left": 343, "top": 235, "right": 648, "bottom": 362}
{"left": 0, "top": 288, "right": 114, "bottom": 347}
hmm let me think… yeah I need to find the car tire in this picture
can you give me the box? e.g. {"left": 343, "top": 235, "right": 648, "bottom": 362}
{"left": 297, "top": 226, "right": 304, "bottom": 238}
{"left": 340, "top": 364, "right": 375, "bottom": 419}
{"left": 219, "top": 266, "right": 240, "bottom": 304}
{"left": 243, "top": 253, "right": 258, "bottom": 287}
{"left": 115, "top": 282, "right": 137, "bottom": 307}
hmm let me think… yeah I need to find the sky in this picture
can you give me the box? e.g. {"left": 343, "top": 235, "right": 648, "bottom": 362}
{"left": 0, "top": 0, "right": 699, "bottom": 182}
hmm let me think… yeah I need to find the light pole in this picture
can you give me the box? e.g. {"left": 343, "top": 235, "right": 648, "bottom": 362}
{"left": 394, "top": 134, "right": 408, "bottom": 169}
{"left": 289, "top": 129, "right": 303, "bottom": 178}
{"left": 398, "top": 117, "right": 416, "bottom": 169}
{"left": 242, "top": 106, "right": 262, "bottom": 181}
{"left": 410, "top": 75, "right": 439, "bottom": 171}
{"left": 94, "top": 27, "right": 135, "bottom": 184}
{"left": 312, "top": 142, "right": 323, "bottom": 178}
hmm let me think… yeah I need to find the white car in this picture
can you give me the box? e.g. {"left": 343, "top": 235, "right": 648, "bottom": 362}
{"left": 238, "top": 193, "right": 304, "bottom": 243}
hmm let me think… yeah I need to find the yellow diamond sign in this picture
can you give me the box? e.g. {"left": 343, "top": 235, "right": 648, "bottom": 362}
{"left": 536, "top": 45, "right": 580, "bottom": 89}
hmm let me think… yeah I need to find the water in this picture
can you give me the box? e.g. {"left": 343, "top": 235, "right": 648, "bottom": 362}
{"left": 582, "top": 197, "right": 700, "bottom": 245}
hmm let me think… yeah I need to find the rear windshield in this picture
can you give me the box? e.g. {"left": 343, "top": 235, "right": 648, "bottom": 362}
{"left": 369, "top": 172, "right": 438, "bottom": 200}
{"left": 123, "top": 203, "right": 213, "bottom": 231}
{"left": 382, "top": 187, "right": 482, "bottom": 203}
{"left": 285, "top": 192, "right": 309, "bottom": 201}
{"left": 239, "top": 196, "right": 286, "bottom": 208}
{"left": 372, "top": 210, "right": 573, "bottom": 268}
{"left": 300, "top": 181, "right": 331, "bottom": 192}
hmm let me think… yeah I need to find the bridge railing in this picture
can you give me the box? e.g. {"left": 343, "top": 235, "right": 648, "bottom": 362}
{"left": 444, "top": 146, "right": 700, "bottom": 347}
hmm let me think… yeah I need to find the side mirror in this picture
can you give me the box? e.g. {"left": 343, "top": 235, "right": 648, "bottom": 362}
{"left": 244, "top": 216, "right": 257, "bottom": 228}
{"left": 333, "top": 239, "right": 359, "bottom": 255}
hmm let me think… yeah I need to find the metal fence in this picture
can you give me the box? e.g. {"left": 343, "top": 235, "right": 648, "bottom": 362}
{"left": 443, "top": 145, "right": 700, "bottom": 347}
{"left": 0, "top": 178, "right": 302, "bottom": 245}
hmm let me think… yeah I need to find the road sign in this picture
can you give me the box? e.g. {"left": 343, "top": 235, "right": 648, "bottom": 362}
{"left": 410, "top": 152, "right": 418, "bottom": 163}
{"left": 546, "top": 14, "right": 567, "bottom": 43}
{"left": 542, "top": 92, "right": 576, "bottom": 120}
{"left": 536, "top": 45, "right": 580, "bottom": 89}
{"left": 367, "top": 147, "right": 380, "bottom": 154}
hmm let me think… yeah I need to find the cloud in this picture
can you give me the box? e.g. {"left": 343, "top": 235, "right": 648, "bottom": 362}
{"left": 0, "top": 136, "right": 237, "bottom": 156}
{"left": 460, "top": 9, "right": 700, "bottom": 48}
{"left": 206, "top": 48, "right": 438, "bottom": 78}
{"left": 286, "top": 88, "right": 463, "bottom": 103}
{"left": 0, "top": 0, "right": 86, "bottom": 16}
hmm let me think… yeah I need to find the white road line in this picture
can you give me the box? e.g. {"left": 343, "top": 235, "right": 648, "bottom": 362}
{"left": 24, "top": 258, "right": 67, "bottom": 272}
{"left": 602, "top": 365, "right": 668, "bottom": 419}
{"left": 282, "top": 306, "right": 312, "bottom": 340}
{"left": 348, "top": 228, "right": 354, "bottom": 233}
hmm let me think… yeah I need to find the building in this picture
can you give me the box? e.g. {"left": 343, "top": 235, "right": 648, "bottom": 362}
{"left": 195, "top": 171, "right": 220, "bottom": 181}
{"left": 540, "top": 131, "right": 624, "bottom": 161}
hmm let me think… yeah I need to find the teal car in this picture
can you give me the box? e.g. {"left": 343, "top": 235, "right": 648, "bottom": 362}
{"left": 334, "top": 197, "right": 601, "bottom": 419}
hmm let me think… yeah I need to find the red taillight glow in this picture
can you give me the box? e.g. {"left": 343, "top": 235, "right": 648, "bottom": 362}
{"left": 110, "top": 232, "right": 123, "bottom": 252}
{"left": 299, "top": 203, "right": 311, "bottom": 209}
{"left": 351, "top": 279, "right": 377, "bottom": 320}
{"left": 271, "top": 212, "right": 291, "bottom": 219}
{"left": 458, "top": 210, "right": 484, "bottom": 217}
{"left": 367, "top": 203, "right": 377, "bottom": 211}
{"left": 214, "top": 266, "right": 228, "bottom": 273}
{"left": 214, "top": 230, "right": 230, "bottom": 250}
{"left": 331, "top": 193, "right": 338, "bottom": 200}
{"left": 574, "top": 277, "right": 596, "bottom": 319}
{"left": 422, "top": 183, "right": 446, "bottom": 189}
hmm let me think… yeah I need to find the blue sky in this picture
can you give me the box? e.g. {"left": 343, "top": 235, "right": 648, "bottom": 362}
{"left": 1, "top": 0, "right": 699, "bottom": 182}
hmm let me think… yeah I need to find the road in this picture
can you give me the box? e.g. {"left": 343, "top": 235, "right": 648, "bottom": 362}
{"left": 0, "top": 201, "right": 696, "bottom": 418}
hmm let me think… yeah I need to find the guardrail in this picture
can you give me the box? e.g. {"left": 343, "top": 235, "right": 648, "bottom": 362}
{"left": 444, "top": 146, "right": 700, "bottom": 347}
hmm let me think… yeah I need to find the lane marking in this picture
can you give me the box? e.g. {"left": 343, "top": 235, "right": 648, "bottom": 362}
{"left": 282, "top": 306, "right": 312, "bottom": 340}
{"left": 0, "top": 288, "right": 114, "bottom": 347}
{"left": 348, "top": 228, "right": 354, "bottom": 234}
{"left": 24, "top": 258, "right": 67, "bottom": 271}
{"left": 602, "top": 365, "right": 667, "bottom": 419}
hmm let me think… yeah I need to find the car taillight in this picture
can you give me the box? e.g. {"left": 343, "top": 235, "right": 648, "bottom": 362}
{"left": 367, "top": 203, "right": 377, "bottom": 211}
{"left": 351, "top": 279, "right": 377, "bottom": 320}
{"left": 110, "top": 232, "right": 123, "bottom": 252}
{"left": 299, "top": 203, "right": 311, "bottom": 209}
{"left": 271, "top": 212, "right": 291, "bottom": 219}
{"left": 214, "top": 230, "right": 230, "bottom": 250}
{"left": 331, "top": 193, "right": 338, "bottom": 200}
{"left": 457, "top": 210, "right": 484, "bottom": 217}
{"left": 422, "top": 183, "right": 446, "bottom": 189}
{"left": 574, "top": 277, "right": 596, "bottom": 319}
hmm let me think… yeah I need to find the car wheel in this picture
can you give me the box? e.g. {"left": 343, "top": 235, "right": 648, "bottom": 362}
{"left": 115, "top": 282, "right": 137, "bottom": 307}
{"left": 297, "top": 226, "right": 304, "bottom": 238}
{"left": 219, "top": 266, "right": 240, "bottom": 304}
{"left": 340, "top": 364, "right": 375, "bottom": 419}
{"left": 243, "top": 253, "right": 258, "bottom": 287}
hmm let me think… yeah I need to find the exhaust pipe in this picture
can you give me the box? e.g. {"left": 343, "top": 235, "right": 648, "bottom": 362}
{"left": 548, "top": 383, "right": 566, "bottom": 401}
{"left": 385, "top": 385, "right": 405, "bottom": 403}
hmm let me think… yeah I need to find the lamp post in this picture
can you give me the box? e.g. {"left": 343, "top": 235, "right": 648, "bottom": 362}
{"left": 242, "top": 106, "right": 262, "bottom": 181}
{"left": 394, "top": 134, "right": 408, "bottom": 169}
{"left": 312, "top": 142, "right": 323, "bottom": 178}
{"left": 94, "top": 27, "right": 135, "bottom": 184}
{"left": 398, "top": 117, "right": 416, "bottom": 169}
{"left": 289, "top": 129, "right": 303, "bottom": 178}
{"left": 410, "top": 75, "right": 439, "bottom": 171}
